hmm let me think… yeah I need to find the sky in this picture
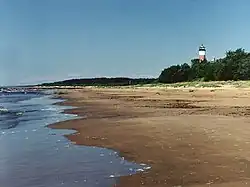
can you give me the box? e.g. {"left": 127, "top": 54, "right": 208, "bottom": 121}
{"left": 1, "top": 0, "right": 250, "bottom": 86}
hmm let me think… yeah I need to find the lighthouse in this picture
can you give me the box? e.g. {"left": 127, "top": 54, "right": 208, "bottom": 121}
{"left": 198, "top": 44, "right": 206, "bottom": 62}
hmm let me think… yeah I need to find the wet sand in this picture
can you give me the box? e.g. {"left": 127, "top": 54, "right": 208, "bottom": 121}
{"left": 49, "top": 87, "right": 250, "bottom": 186}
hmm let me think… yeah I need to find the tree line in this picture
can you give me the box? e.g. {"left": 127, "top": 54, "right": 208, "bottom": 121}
{"left": 40, "top": 48, "right": 250, "bottom": 86}
{"left": 40, "top": 77, "right": 157, "bottom": 87}
{"left": 159, "top": 48, "right": 250, "bottom": 83}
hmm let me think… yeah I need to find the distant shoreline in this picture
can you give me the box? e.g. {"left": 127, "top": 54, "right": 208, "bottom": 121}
{"left": 34, "top": 80, "right": 250, "bottom": 90}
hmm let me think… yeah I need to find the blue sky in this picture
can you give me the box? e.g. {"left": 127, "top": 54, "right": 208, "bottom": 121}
{"left": 0, "top": 0, "right": 250, "bottom": 85}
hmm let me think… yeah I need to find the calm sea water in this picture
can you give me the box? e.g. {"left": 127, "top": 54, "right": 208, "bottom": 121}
{"left": 0, "top": 91, "right": 150, "bottom": 187}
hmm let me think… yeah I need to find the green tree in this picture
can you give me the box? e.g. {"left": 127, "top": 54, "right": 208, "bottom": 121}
{"left": 179, "top": 63, "right": 191, "bottom": 81}
{"left": 203, "top": 62, "right": 215, "bottom": 81}
{"left": 158, "top": 63, "right": 191, "bottom": 83}
{"left": 190, "top": 59, "right": 208, "bottom": 80}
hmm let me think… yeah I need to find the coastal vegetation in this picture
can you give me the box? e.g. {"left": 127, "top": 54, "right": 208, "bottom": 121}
{"left": 40, "top": 78, "right": 157, "bottom": 87}
{"left": 159, "top": 48, "right": 250, "bottom": 83}
{"left": 40, "top": 48, "right": 250, "bottom": 87}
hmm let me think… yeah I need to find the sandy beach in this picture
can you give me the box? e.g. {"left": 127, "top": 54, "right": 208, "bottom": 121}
{"left": 48, "top": 87, "right": 250, "bottom": 186}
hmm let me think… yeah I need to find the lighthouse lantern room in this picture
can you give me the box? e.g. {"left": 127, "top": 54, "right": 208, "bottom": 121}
{"left": 198, "top": 44, "right": 206, "bottom": 62}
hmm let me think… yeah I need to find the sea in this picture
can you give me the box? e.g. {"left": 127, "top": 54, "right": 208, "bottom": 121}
{"left": 0, "top": 90, "right": 150, "bottom": 187}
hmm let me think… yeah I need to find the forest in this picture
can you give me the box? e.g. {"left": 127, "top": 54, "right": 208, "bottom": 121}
{"left": 40, "top": 77, "right": 157, "bottom": 86}
{"left": 159, "top": 48, "right": 250, "bottom": 83}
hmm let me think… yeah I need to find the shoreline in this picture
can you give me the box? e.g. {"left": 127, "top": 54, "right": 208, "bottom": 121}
{"left": 48, "top": 87, "right": 250, "bottom": 187}
{"left": 47, "top": 90, "right": 156, "bottom": 187}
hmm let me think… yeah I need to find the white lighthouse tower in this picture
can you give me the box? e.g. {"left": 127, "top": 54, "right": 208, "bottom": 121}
{"left": 198, "top": 44, "right": 206, "bottom": 62}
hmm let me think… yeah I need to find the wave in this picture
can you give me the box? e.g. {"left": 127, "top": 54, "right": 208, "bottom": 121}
{"left": 41, "top": 107, "right": 58, "bottom": 111}
{"left": 0, "top": 107, "right": 8, "bottom": 114}
{"left": 0, "top": 107, "right": 25, "bottom": 117}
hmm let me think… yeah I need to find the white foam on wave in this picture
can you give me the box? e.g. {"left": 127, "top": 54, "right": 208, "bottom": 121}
{"left": 0, "top": 107, "right": 8, "bottom": 113}
{"left": 134, "top": 165, "right": 152, "bottom": 173}
{"left": 136, "top": 168, "right": 144, "bottom": 172}
{"left": 41, "top": 107, "right": 59, "bottom": 111}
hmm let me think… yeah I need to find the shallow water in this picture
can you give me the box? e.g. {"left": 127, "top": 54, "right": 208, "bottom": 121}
{"left": 0, "top": 92, "right": 150, "bottom": 187}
